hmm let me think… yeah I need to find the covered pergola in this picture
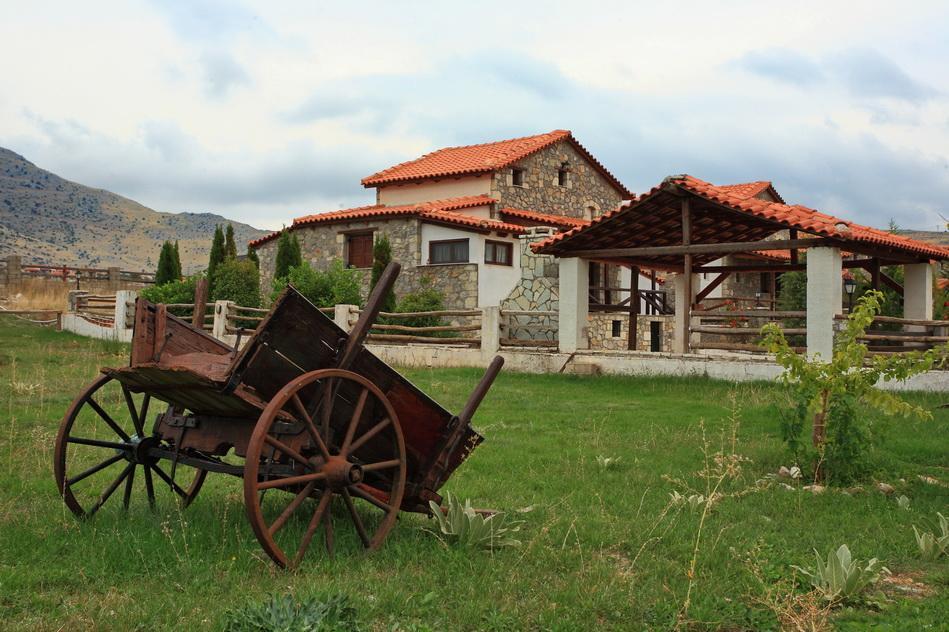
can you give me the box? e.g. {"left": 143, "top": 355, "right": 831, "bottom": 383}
{"left": 534, "top": 175, "right": 949, "bottom": 358}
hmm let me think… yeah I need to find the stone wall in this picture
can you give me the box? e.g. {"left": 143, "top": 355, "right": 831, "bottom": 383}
{"left": 500, "top": 228, "right": 560, "bottom": 341}
{"left": 255, "top": 218, "right": 480, "bottom": 310}
{"left": 491, "top": 140, "right": 624, "bottom": 218}
{"left": 587, "top": 312, "right": 674, "bottom": 352}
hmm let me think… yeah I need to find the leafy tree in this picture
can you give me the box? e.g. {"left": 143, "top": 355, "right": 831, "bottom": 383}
{"left": 207, "top": 225, "right": 226, "bottom": 288}
{"left": 212, "top": 258, "right": 261, "bottom": 308}
{"left": 370, "top": 234, "right": 396, "bottom": 313}
{"left": 224, "top": 224, "right": 238, "bottom": 260}
{"left": 395, "top": 277, "right": 446, "bottom": 329}
{"left": 155, "top": 241, "right": 179, "bottom": 285}
{"left": 246, "top": 245, "right": 260, "bottom": 268}
{"left": 761, "top": 290, "right": 945, "bottom": 484}
{"left": 271, "top": 260, "right": 362, "bottom": 307}
{"left": 274, "top": 230, "right": 303, "bottom": 280}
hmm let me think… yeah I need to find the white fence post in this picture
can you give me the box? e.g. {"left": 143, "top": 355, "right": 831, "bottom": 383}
{"left": 212, "top": 300, "right": 232, "bottom": 341}
{"left": 114, "top": 290, "right": 137, "bottom": 333}
{"left": 481, "top": 306, "right": 500, "bottom": 361}
{"left": 335, "top": 304, "right": 356, "bottom": 332}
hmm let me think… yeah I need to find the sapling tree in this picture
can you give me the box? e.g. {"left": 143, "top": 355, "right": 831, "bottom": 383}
{"left": 760, "top": 290, "right": 944, "bottom": 483}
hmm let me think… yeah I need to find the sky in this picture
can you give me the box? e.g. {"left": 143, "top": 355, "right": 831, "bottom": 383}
{"left": 1, "top": 0, "right": 948, "bottom": 232}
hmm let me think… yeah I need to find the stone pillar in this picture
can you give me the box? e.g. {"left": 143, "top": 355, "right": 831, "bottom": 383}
{"left": 114, "top": 290, "right": 138, "bottom": 333}
{"left": 212, "top": 300, "right": 232, "bottom": 341}
{"left": 903, "top": 263, "right": 933, "bottom": 327}
{"left": 558, "top": 257, "right": 589, "bottom": 353}
{"left": 481, "top": 306, "right": 500, "bottom": 361}
{"left": 5, "top": 255, "right": 21, "bottom": 290}
{"left": 672, "top": 273, "right": 698, "bottom": 354}
{"left": 334, "top": 304, "right": 356, "bottom": 332}
{"left": 806, "top": 246, "right": 842, "bottom": 360}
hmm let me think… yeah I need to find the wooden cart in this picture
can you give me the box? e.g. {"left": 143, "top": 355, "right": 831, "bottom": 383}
{"left": 54, "top": 263, "right": 502, "bottom": 567}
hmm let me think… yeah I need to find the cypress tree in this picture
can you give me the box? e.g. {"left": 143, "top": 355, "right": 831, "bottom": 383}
{"left": 224, "top": 224, "right": 238, "bottom": 260}
{"left": 274, "top": 230, "right": 303, "bottom": 279}
{"left": 208, "top": 225, "right": 226, "bottom": 287}
{"left": 172, "top": 240, "right": 182, "bottom": 279}
{"left": 155, "top": 241, "right": 178, "bottom": 285}
{"left": 370, "top": 234, "right": 396, "bottom": 312}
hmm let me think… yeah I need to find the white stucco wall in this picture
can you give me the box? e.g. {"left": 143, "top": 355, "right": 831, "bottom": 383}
{"left": 418, "top": 223, "right": 520, "bottom": 307}
{"left": 377, "top": 175, "right": 492, "bottom": 205}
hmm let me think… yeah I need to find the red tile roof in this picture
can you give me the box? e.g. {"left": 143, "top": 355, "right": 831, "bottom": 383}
{"left": 717, "top": 181, "right": 785, "bottom": 203}
{"left": 249, "top": 195, "right": 522, "bottom": 248}
{"left": 360, "top": 130, "right": 633, "bottom": 197}
{"left": 499, "top": 207, "right": 590, "bottom": 229}
{"left": 534, "top": 174, "right": 949, "bottom": 261}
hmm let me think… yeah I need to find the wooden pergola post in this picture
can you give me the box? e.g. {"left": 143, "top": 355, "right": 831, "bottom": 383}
{"left": 628, "top": 266, "right": 639, "bottom": 350}
{"left": 682, "top": 199, "right": 693, "bottom": 353}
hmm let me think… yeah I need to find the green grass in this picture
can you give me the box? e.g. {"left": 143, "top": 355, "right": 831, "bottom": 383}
{"left": 0, "top": 319, "right": 946, "bottom": 630}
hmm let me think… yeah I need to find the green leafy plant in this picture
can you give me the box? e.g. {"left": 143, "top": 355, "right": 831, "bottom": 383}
{"left": 213, "top": 259, "right": 261, "bottom": 308}
{"left": 792, "top": 544, "right": 889, "bottom": 603}
{"left": 761, "top": 290, "right": 945, "bottom": 484}
{"left": 274, "top": 230, "right": 303, "bottom": 280}
{"left": 370, "top": 234, "right": 396, "bottom": 313}
{"left": 139, "top": 274, "right": 201, "bottom": 317}
{"left": 912, "top": 512, "right": 948, "bottom": 561}
{"left": 427, "top": 493, "right": 522, "bottom": 550}
{"left": 224, "top": 223, "right": 238, "bottom": 260}
{"left": 154, "top": 240, "right": 180, "bottom": 285}
{"left": 896, "top": 494, "right": 910, "bottom": 510}
{"left": 272, "top": 260, "right": 362, "bottom": 308}
{"left": 395, "top": 277, "right": 447, "bottom": 330}
{"left": 595, "top": 454, "right": 621, "bottom": 470}
{"left": 207, "top": 224, "right": 226, "bottom": 290}
{"left": 222, "top": 593, "right": 358, "bottom": 632}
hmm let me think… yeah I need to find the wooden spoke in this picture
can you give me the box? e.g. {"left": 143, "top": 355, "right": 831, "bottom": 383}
{"left": 258, "top": 471, "right": 326, "bottom": 491}
{"left": 293, "top": 490, "right": 333, "bottom": 567}
{"left": 361, "top": 459, "right": 402, "bottom": 472}
{"left": 340, "top": 388, "right": 369, "bottom": 455}
{"left": 87, "top": 463, "right": 134, "bottom": 517}
{"left": 268, "top": 480, "right": 319, "bottom": 536}
{"left": 66, "top": 453, "right": 124, "bottom": 486}
{"left": 149, "top": 463, "right": 190, "bottom": 498}
{"left": 341, "top": 487, "right": 370, "bottom": 547}
{"left": 263, "top": 435, "right": 313, "bottom": 469}
{"left": 290, "top": 393, "right": 331, "bottom": 461}
{"left": 121, "top": 385, "right": 144, "bottom": 436}
{"left": 143, "top": 464, "right": 156, "bottom": 508}
{"left": 67, "top": 436, "right": 128, "bottom": 451}
{"left": 86, "top": 397, "right": 131, "bottom": 442}
{"left": 324, "top": 505, "right": 334, "bottom": 555}
{"left": 140, "top": 394, "right": 152, "bottom": 432}
{"left": 319, "top": 378, "right": 335, "bottom": 438}
{"left": 348, "top": 484, "right": 393, "bottom": 513}
{"left": 122, "top": 465, "right": 135, "bottom": 510}
{"left": 346, "top": 417, "right": 391, "bottom": 456}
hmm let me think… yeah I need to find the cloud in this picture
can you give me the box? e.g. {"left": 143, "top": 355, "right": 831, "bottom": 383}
{"left": 731, "top": 48, "right": 824, "bottom": 86}
{"left": 199, "top": 50, "right": 251, "bottom": 98}
{"left": 147, "top": 0, "right": 267, "bottom": 42}
{"left": 827, "top": 48, "right": 939, "bottom": 102}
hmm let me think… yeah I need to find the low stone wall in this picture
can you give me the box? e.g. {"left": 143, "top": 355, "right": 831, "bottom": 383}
{"left": 587, "top": 313, "right": 674, "bottom": 351}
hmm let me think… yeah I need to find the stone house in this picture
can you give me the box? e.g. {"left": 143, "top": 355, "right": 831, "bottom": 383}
{"left": 250, "top": 130, "right": 637, "bottom": 310}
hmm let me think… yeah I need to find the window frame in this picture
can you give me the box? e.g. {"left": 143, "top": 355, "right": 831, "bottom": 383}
{"left": 484, "top": 239, "right": 513, "bottom": 266}
{"left": 511, "top": 167, "right": 525, "bottom": 187}
{"left": 558, "top": 168, "right": 569, "bottom": 186}
{"left": 345, "top": 231, "right": 375, "bottom": 269}
{"left": 428, "top": 238, "right": 469, "bottom": 265}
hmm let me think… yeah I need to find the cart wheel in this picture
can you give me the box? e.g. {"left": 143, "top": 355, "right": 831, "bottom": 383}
{"left": 54, "top": 374, "right": 207, "bottom": 518}
{"left": 244, "top": 369, "right": 407, "bottom": 568}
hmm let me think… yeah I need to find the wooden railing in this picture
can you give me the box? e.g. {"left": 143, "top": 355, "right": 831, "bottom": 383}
{"left": 19, "top": 264, "right": 154, "bottom": 284}
{"left": 588, "top": 286, "right": 672, "bottom": 315}
{"left": 354, "top": 308, "right": 482, "bottom": 346}
{"left": 690, "top": 309, "right": 805, "bottom": 353}
{"left": 74, "top": 294, "right": 117, "bottom": 323}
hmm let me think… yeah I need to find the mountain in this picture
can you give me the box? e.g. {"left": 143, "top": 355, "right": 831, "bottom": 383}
{"left": 0, "top": 147, "right": 269, "bottom": 273}
{"left": 895, "top": 229, "right": 949, "bottom": 247}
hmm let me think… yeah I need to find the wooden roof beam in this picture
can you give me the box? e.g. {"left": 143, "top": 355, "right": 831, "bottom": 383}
{"left": 556, "top": 237, "right": 838, "bottom": 259}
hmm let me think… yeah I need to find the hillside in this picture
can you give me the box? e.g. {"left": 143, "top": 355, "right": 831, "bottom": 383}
{"left": 0, "top": 147, "right": 268, "bottom": 273}
{"left": 896, "top": 229, "right": 949, "bottom": 247}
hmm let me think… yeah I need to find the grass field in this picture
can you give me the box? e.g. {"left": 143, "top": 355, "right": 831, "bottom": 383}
{"left": 0, "top": 319, "right": 946, "bottom": 630}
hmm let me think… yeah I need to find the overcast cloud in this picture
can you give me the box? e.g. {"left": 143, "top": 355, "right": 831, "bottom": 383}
{"left": 1, "top": 0, "right": 947, "bottom": 231}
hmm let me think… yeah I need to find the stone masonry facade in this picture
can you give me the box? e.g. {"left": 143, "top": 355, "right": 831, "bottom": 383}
{"left": 491, "top": 141, "right": 624, "bottom": 218}
{"left": 255, "top": 217, "right": 479, "bottom": 310}
{"left": 587, "top": 313, "right": 674, "bottom": 352}
{"left": 500, "top": 228, "right": 560, "bottom": 341}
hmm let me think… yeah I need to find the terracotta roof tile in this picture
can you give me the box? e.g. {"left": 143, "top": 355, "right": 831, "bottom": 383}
{"left": 249, "top": 195, "right": 520, "bottom": 248}
{"left": 360, "top": 130, "right": 632, "bottom": 196}
{"left": 533, "top": 174, "right": 949, "bottom": 261}
{"left": 499, "top": 207, "right": 590, "bottom": 229}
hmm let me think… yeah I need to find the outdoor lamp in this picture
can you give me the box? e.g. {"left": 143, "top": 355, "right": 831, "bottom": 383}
{"left": 844, "top": 276, "right": 856, "bottom": 311}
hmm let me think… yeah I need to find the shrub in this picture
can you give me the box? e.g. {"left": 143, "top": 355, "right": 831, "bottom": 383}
{"left": 394, "top": 278, "right": 445, "bottom": 329}
{"left": 912, "top": 512, "right": 948, "bottom": 561}
{"left": 213, "top": 259, "right": 261, "bottom": 308}
{"left": 370, "top": 234, "right": 396, "bottom": 313}
{"left": 761, "top": 290, "right": 944, "bottom": 484}
{"left": 139, "top": 275, "right": 200, "bottom": 317}
{"left": 792, "top": 544, "right": 888, "bottom": 604}
{"left": 427, "top": 493, "right": 522, "bottom": 550}
{"left": 272, "top": 260, "right": 362, "bottom": 308}
{"left": 222, "top": 593, "right": 358, "bottom": 632}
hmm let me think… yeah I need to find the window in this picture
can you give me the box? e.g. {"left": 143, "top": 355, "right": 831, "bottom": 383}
{"left": 346, "top": 233, "right": 374, "bottom": 268}
{"left": 759, "top": 272, "right": 771, "bottom": 294}
{"left": 611, "top": 320, "right": 622, "bottom": 338}
{"left": 484, "top": 240, "right": 512, "bottom": 266}
{"left": 429, "top": 239, "right": 468, "bottom": 264}
{"left": 511, "top": 167, "right": 525, "bottom": 187}
{"left": 558, "top": 161, "right": 570, "bottom": 186}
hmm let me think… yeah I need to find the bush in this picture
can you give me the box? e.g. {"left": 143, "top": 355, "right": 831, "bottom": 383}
{"left": 272, "top": 260, "right": 362, "bottom": 308}
{"left": 213, "top": 259, "right": 261, "bottom": 308}
{"left": 370, "top": 234, "right": 396, "bottom": 313}
{"left": 223, "top": 593, "right": 358, "bottom": 632}
{"left": 139, "top": 275, "right": 200, "bottom": 317}
{"left": 394, "top": 278, "right": 445, "bottom": 329}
